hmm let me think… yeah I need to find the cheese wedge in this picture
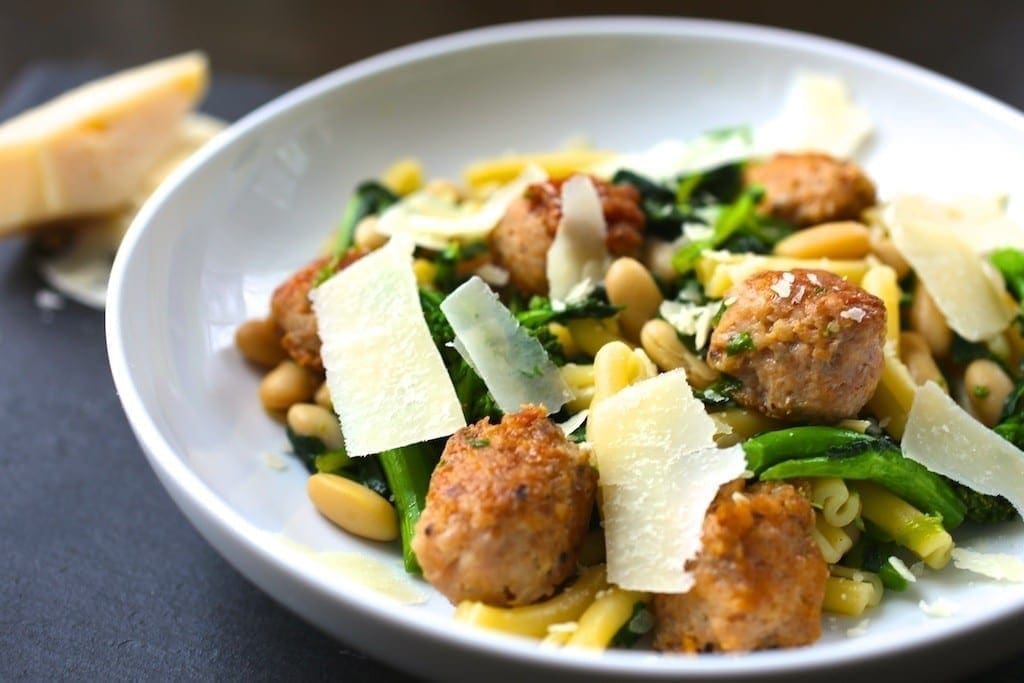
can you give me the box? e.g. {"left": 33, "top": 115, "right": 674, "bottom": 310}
{"left": 0, "top": 52, "right": 209, "bottom": 233}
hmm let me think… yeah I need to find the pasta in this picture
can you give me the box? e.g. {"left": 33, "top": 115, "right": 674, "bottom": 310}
{"left": 810, "top": 478, "right": 862, "bottom": 528}
{"left": 565, "top": 587, "right": 650, "bottom": 650}
{"left": 811, "top": 511, "right": 857, "bottom": 564}
{"left": 851, "top": 481, "right": 953, "bottom": 569}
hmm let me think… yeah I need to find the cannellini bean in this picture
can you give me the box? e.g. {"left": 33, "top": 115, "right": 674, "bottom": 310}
{"left": 353, "top": 216, "right": 389, "bottom": 251}
{"left": 899, "top": 332, "right": 947, "bottom": 392}
{"left": 909, "top": 281, "right": 952, "bottom": 358}
{"left": 643, "top": 238, "right": 678, "bottom": 283}
{"left": 773, "top": 221, "right": 871, "bottom": 259}
{"left": 314, "top": 382, "right": 333, "bottom": 410}
{"left": 869, "top": 231, "right": 911, "bottom": 280}
{"left": 287, "top": 403, "right": 344, "bottom": 450}
{"left": 604, "top": 257, "right": 664, "bottom": 341}
{"left": 965, "top": 359, "right": 1014, "bottom": 427}
{"left": 307, "top": 473, "right": 398, "bottom": 541}
{"left": 638, "top": 319, "right": 718, "bottom": 389}
{"left": 259, "top": 360, "right": 319, "bottom": 412}
{"left": 235, "top": 318, "right": 286, "bottom": 368}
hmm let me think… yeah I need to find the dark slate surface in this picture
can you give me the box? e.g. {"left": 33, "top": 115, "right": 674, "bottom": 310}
{"left": 2, "top": 50, "right": 1024, "bottom": 683}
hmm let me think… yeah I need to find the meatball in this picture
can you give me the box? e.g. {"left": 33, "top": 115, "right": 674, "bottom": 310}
{"left": 269, "top": 251, "right": 362, "bottom": 371}
{"left": 653, "top": 480, "right": 827, "bottom": 653}
{"left": 745, "top": 152, "right": 876, "bottom": 227}
{"left": 412, "top": 406, "right": 597, "bottom": 606}
{"left": 490, "top": 176, "right": 645, "bottom": 294}
{"left": 707, "top": 269, "right": 885, "bottom": 422}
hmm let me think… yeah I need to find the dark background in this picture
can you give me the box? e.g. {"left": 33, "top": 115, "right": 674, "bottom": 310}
{"left": 3, "top": 2, "right": 1024, "bottom": 681}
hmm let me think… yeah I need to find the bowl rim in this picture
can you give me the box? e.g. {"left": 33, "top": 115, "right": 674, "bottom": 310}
{"left": 107, "top": 15, "right": 1024, "bottom": 677}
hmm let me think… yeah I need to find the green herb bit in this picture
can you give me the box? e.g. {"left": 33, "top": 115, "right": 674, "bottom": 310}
{"left": 973, "top": 384, "right": 991, "bottom": 399}
{"left": 724, "top": 331, "right": 754, "bottom": 355}
{"left": 469, "top": 438, "right": 490, "bottom": 449}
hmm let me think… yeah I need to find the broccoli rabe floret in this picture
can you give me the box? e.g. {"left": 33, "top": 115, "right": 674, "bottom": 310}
{"left": 947, "top": 479, "right": 1018, "bottom": 524}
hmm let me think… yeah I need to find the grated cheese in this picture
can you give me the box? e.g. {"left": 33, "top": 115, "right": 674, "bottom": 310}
{"left": 846, "top": 619, "right": 870, "bottom": 638}
{"left": 888, "top": 556, "right": 917, "bottom": 583}
{"left": 902, "top": 382, "right": 1024, "bottom": 517}
{"left": 918, "top": 598, "right": 959, "bottom": 618}
{"left": 589, "top": 370, "right": 747, "bottom": 592}
{"left": 546, "top": 175, "right": 610, "bottom": 302}
{"left": 951, "top": 547, "right": 1024, "bottom": 582}
{"left": 442, "top": 276, "right": 570, "bottom": 415}
{"left": 659, "top": 299, "right": 724, "bottom": 350}
{"left": 840, "top": 307, "right": 866, "bottom": 322}
{"left": 310, "top": 236, "right": 466, "bottom": 455}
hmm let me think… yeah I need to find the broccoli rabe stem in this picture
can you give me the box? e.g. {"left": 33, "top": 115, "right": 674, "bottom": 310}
{"left": 758, "top": 446, "right": 965, "bottom": 529}
{"left": 741, "top": 426, "right": 875, "bottom": 475}
{"left": 378, "top": 443, "right": 437, "bottom": 574}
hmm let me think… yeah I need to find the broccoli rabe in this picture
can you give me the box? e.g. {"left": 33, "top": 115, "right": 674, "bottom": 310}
{"left": 513, "top": 293, "right": 619, "bottom": 329}
{"left": 419, "top": 288, "right": 501, "bottom": 423}
{"left": 315, "top": 181, "right": 399, "bottom": 285}
{"left": 946, "top": 479, "right": 1017, "bottom": 524}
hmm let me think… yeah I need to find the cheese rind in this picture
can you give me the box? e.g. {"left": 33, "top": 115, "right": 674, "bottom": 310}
{"left": 441, "top": 276, "right": 570, "bottom": 415}
{"left": 0, "top": 52, "right": 209, "bottom": 233}
{"left": 886, "top": 197, "right": 1015, "bottom": 341}
{"left": 310, "top": 237, "right": 466, "bottom": 455}
{"left": 902, "top": 381, "right": 1024, "bottom": 516}
{"left": 589, "top": 370, "right": 746, "bottom": 592}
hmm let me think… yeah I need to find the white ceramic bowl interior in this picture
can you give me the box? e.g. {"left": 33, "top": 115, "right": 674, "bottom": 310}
{"left": 108, "top": 17, "right": 1024, "bottom": 681}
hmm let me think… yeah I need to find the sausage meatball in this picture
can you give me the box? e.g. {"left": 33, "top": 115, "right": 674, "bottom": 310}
{"left": 412, "top": 406, "right": 597, "bottom": 606}
{"left": 707, "top": 269, "right": 886, "bottom": 422}
{"left": 653, "top": 480, "right": 827, "bottom": 653}
{"left": 490, "top": 176, "right": 645, "bottom": 295}
{"left": 269, "top": 251, "right": 362, "bottom": 371}
{"left": 745, "top": 152, "right": 876, "bottom": 227}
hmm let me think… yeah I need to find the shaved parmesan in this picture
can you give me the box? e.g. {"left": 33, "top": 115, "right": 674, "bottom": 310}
{"left": 886, "top": 198, "right": 1015, "bottom": 341}
{"left": 377, "top": 165, "right": 546, "bottom": 249}
{"left": 593, "top": 129, "right": 753, "bottom": 182}
{"left": 903, "top": 382, "right": 1024, "bottom": 516}
{"left": 888, "top": 556, "right": 917, "bottom": 583}
{"left": 557, "top": 409, "right": 589, "bottom": 436}
{"left": 951, "top": 547, "right": 1024, "bottom": 582}
{"left": 546, "top": 175, "right": 610, "bottom": 302}
{"left": 885, "top": 194, "right": 1024, "bottom": 254}
{"left": 441, "top": 276, "right": 570, "bottom": 415}
{"left": 589, "top": 370, "right": 746, "bottom": 592}
{"left": 310, "top": 237, "right": 465, "bottom": 455}
{"left": 756, "top": 73, "right": 873, "bottom": 158}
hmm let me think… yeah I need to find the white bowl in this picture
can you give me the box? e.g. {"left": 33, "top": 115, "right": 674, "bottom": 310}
{"left": 107, "top": 17, "right": 1024, "bottom": 681}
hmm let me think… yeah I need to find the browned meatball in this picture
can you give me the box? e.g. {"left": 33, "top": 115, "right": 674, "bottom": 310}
{"left": 707, "top": 269, "right": 886, "bottom": 422}
{"left": 746, "top": 152, "right": 876, "bottom": 227}
{"left": 412, "top": 406, "right": 597, "bottom": 606}
{"left": 489, "top": 176, "right": 645, "bottom": 295}
{"left": 269, "top": 252, "right": 362, "bottom": 371}
{"left": 653, "top": 480, "right": 827, "bottom": 653}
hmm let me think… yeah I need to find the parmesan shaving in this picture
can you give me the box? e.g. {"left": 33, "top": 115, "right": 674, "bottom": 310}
{"left": 755, "top": 72, "right": 873, "bottom": 158}
{"left": 546, "top": 175, "right": 610, "bottom": 302}
{"left": 592, "top": 129, "right": 753, "bottom": 182}
{"left": 310, "top": 236, "right": 466, "bottom": 455}
{"left": 589, "top": 370, "right": 746, "bottom": 592}
{"left": 885, "top": 194, "right": 1024, "bottom": 254}
{"left": 557, "top": 409, "right": 589, "bottom": 436}
{"left": 903, "top": 382, "right": 1024, "bottom": 516}
{"left": 377, "top": 165, "right": 546, "bottom": 249}
{"left": 951, "top": 547, "right": 1024, "bottom": 582}
{"left": 886, "top": 197, "right": 1015, "bottom": 341}
{"left": 441, "top": 276, "right": 570, "bottom": 415}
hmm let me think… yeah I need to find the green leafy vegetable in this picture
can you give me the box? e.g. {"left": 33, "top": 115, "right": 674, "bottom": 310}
{"left": 696, "top": 375, "right": 742, "bottom": 407}
{"left": 315, "top": 181, "right": 398, "bottom": 285}
{"left": 671, "top": 186, "right": 764, "bottom": 274}
{"left": 379, "top": 442, "right": 439, "bottom": 574}
{"left": 755, "top": 434, "right": 965, "bottom": 529}
{"left": 991, "top": 247, "right": 1024, "bottom": 306}
{"left": 946, "top": 479, "right": 1017, "bottom": 524}
{"left": 419, "top": 288, "right": 501, "bottom": 423}
{"left": 314, "top": 450, "right": 352, "bottom": 474}
{"left": 741, "top": 426, "right": 874, "bottom": 474}
{"left": 609, "top": 602, "right": 654, "bottom": 649}
{"left": 994, "top": 374, "right": 1024, "bottom": 450}
{"left": 513, "top": 294, "right": 619, "bottom": 329}
{"left": 433, "top": 241, "right": 489, "bottom": 293}
{"left": 286, "top": 425, "right": 327, "bottom": 472}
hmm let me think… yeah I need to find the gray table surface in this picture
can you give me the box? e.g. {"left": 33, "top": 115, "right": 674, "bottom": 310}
{"left": 3, "top": 22, "right": 1024, "bottom": 683}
